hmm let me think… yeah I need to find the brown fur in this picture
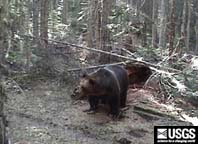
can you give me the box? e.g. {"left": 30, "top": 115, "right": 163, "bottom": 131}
{"left": 79, "top": 65, "right": 129, "bottom": 117}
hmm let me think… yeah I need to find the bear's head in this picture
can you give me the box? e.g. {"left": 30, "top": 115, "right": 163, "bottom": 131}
{"left": 79, "top": 70, "right": 107, "bottom": 98}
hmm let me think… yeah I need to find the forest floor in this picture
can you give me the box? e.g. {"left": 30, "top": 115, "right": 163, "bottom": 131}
{"left": 4, "top": 78, "right": 193, "bottom": 144}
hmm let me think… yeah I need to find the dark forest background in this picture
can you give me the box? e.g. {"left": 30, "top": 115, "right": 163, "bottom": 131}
{"left": 0, "top": 0, "right": 198, "bottom": 98}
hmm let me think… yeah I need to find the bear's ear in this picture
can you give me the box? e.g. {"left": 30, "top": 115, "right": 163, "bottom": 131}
{"left": 89, "top": 78, "right": 96, "bottom": 85}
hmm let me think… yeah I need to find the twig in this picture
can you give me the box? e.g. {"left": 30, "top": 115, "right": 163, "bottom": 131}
{"left": 121, "top": 48, "right": 136, "bottom": 58}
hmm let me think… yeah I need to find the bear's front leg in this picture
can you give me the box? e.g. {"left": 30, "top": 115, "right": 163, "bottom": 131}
{"left": 83, "top": 96, "right": 99, "bottom": 114}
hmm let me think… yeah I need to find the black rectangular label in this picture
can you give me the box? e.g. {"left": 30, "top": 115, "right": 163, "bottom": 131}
{"left": 154, "top": 126, "right": 198, "bottom": 144}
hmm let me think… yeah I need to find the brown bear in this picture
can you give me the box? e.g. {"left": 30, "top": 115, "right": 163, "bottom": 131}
{"left": 79, "top": 65, "right": 129, "bottom": 117}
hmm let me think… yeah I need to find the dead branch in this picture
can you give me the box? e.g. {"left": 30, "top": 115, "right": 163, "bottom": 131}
{"left": 68, "top": 62, "right": 126, "bottom": 72}
{"left": 121, "top": 48, "right": 136, "bottom": 58}
{"left": 19, "top": 34, "right": 181, "bottom": 73}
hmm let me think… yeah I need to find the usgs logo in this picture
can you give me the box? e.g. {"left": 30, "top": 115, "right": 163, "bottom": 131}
{"left": 154, "top": 126, "right": 198, "bottom": 144}
{"left": 167, "top": 128, "right": 195, "bottom": 139}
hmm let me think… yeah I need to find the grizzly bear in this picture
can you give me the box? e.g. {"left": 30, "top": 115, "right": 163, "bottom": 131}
{"left": 79, "top": 65, "right": 129, "bottom": 117}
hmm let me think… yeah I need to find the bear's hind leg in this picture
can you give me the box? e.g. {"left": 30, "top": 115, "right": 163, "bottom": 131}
{"left": 109, "top": 96, "right": 120, "bottom": 118}
{"left": 120, "top": 90, "right": 127, "bottom": 108}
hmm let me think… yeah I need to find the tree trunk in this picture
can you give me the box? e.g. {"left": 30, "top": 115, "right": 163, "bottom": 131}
{"left": 24, "top": 2, "right": 31, "bottom": 69}
{"left": 62, "top": 0, "right": 68, "bottom": 24}
{"left": 181, "top": 1, "right": 187, "bottom": 35}
{"left": 0, "top": 0, "right": 8, "bottom": 62}
{"left": 95, "top": 0, "right": 102, "bottom": 51}
{"left": 87, "top": 0, "right": 94, "bottom": 48}
{"left": 178, "top": 0, "right": 187, "bottom": 54}
{"left": 186, "top": 0, "right": 192, "bottom": 51}
{"left": 169, "top": 0, "right": 176, "bottom": 57}
{"left": 127, "top": 0, "right": 132, "bottom": 6}
{"left": 99, "top": 0, "right": 115, "bottom": 64}
{"left": 159, "top": 0, "right": 166, "bottom": 54}
{"left": 40, "top": 0, "right": 49, "bottom": 48}
{"left": 152, "top": 0, "right": 157, "bottom": 48}
{"left": 33, "top": 0, "right": 39, "bottom": 44}
{"left": 0, "top": 84, "right": 7, "bottom": 144}
{"left": 53, "top": 0, "right": 58, "bottom": 10}
{"left": 195, "top": 20, "right": 198, "bottom": 53}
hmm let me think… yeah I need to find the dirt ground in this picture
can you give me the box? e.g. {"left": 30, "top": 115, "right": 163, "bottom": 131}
{"left": 4, "top": 78, "right": 191, "bottom": 144}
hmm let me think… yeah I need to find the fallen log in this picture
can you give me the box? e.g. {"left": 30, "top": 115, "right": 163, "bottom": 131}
{"left": 133, "top": 104, "right": 176, "bottom": 120}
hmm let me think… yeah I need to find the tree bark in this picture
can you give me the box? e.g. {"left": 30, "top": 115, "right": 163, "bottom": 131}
{"left": 169, "top": 0, "right": 176, "bottom": 57}
{"left": 62, "top": 0, "right": 68, "bottom": 24}
{"left": 186, "top": 0, "right": 192, "bottom": 51}
{"left": 33, "top": 0, "right": 39, "bottom": 44}
{"left": 178, "top": 0, "right": 187, "bottom": 54}
{"left": 195, "top": 20, "right": 198, "bottom": 53}
{"left": 24, "top": 2, "right": 31, "bottom": 69}
{"left": 152, "top": 0, "right": 157, "bottom": 48}
{"left": 53, "top": 0, "right": 58, "bottom": 10}
{"left": 40, "top": 0, "right": 49, "bottom": 48}
{"left": 159, "top": 0, "right": 166, "bottom": 53}
{"left": 99, "top": 0, "right": 115, "bottom": 64}
{"left": 87, "top": 0, "right": 94, "bottom": 48}
{"left": 0, "top": 0, "right": 8, "bottom": 62}
{"left": 0, "top": 83, "right": 7, "bottom": 144}
{"left": 95, "top": 0, "right": 102, "bottom": 50}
